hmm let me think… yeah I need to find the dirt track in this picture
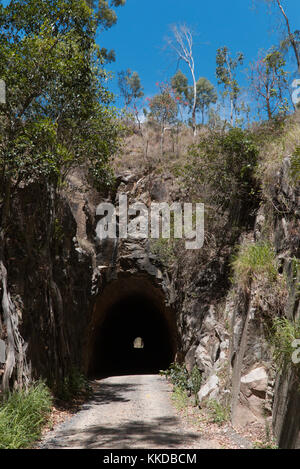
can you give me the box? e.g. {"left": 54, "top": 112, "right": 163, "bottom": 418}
{"left": 40, "top": 374, "right": 220, "bottom": 449}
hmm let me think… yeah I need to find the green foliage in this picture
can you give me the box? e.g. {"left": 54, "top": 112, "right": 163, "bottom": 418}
{"left": 84, "top": 0, "right": 126, "bottom": 30}
{"left": 0, "top": 0, "right": 122, "bottom": 193}
{"left": 56, "top": 367, "right": 92, "bottom": 401}
{"left": 216, "top": 46, "right": 244, "bottom": 125}
{"left": 193, "top": 77, "right": 218, "bottom": 124}
{"left": 188, "top": 365, "right": 202, "bottom": 405}
{"left": 150, "top": 238, "right": 175, "bottom": 267}
{"left": 0, "top": 381, "right": 52, "bottom": 449}
{"left": 232, "top": 241, "right": 278, "bottom": 288}
{"left": 171, "top": 386, "right": 189, "bottom": 411}
{"left": 161, "top": 362, "right": 202, "bottom": 405}
{"left": 269, "top": 317, "right": 300, "bottom": 371}
{"left": 161, "top": 362, "right": 189, "bottom": 390}
{"left": 171, "top": 70, "right": 189, "bottom": 102}
{"left": 148, "top": 85, "right": 178, "bottom": 129}
{"left": 183, "top": 128, "right": 259, "bottom": 227}
{"left": 206, "top": 399, "right": 230, "bottom": 426}
{"left": 170, "top": 71, "right": 217, "bottom": 125}
{"left": 118, "top": 69, "right": 144, "bottom": 108}
{"left": 250, "top": 48, "right": 290, "bottom": 120}
{"left": 290, "top": 147, "right": 300, "bottom": 183}
{"left": 291, "top": 257, "right": 300, "bottom": 296}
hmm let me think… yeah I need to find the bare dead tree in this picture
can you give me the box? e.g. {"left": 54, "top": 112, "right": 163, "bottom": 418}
{"left": 255, "top": 0, "right": 300, "bottom": 72}
{"left": 167, "top": 24, "right": 197, "bottom": 135}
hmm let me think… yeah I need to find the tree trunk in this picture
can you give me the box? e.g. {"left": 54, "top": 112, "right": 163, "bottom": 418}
{"left": 0, "top": 261, "right": 30, "bottom": 392}
{"left": 276, "top": 0, "right": 300, "bottom": 72}
{"left": 230, "top": 98, "right": 234, "bottom": 126}
{"left": 191, "top": 69, "right": 197, "bottom": 136}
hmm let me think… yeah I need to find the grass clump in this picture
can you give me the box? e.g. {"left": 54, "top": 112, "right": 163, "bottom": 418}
{"left": 171, "top": 386, "right": 189, "bottom": 411}
{"left": 0, "top": 381, "right": 52, "bottom": 449}
{"left": 206, "top": 399, "right": 230, "bottom": 426}
{"left": 269, "top": 317, "right": 300, "bottom": 372}
{"left": 232, "top": 241, "right": 278, "bottom": 288}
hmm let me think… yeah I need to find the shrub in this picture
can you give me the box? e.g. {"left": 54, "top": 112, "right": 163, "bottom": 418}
{"left": 0, "top": 381, "right": 52, "bottom": 449}
{"left": 150, "top": 238, "right": 175, "bottom": 267}
{"left": 161, "top": 362, "right": 189, "bottom": 390}
{"left": 56, "top": 367, "right": 92, "bottom": 401}
{"left": 183, "top": 128, "right": 259, "bottom": 228}
{"left": 269, "top": 317, "right": 300, "bottom": 372}
{"left": 187, "top": 366, "right": 202, "bottom": 405}
{"left": 161, "top": 362, "right": 202, "bottom": 405}
{"left": 232, "top": 241, "right": 278, "bottom": 288}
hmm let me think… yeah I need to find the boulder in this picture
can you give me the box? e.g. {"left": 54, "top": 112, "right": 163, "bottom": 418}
{"left": 197, "top": 374, "right": 219, "bottom": 407}
{"left": 240, "top": 366, "right": 268, "bottom": 395}
{"left": 239, "top": 366, "right": 269, "bottom": 419}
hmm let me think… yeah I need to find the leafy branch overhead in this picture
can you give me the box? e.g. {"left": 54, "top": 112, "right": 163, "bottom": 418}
{"left": 0, "top": 0, "right": 124, "bottom": 189}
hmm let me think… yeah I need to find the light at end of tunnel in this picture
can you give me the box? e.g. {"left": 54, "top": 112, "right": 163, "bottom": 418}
{"left": 133, "top": 337, "right": 144, "bottom": 349}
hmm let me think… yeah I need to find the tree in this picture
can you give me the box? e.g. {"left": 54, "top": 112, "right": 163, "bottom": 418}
{"left": 171, "top": 70, "right": 188, "bottom": 122}
{"left": 171, "top": 70, "right": 189, "bottom": 101}
{"left": 166, "top": 24, "right": 198, "bottom": 135}
{"left": 147, "top": 84, "right": 178, "bottom": 156}
{"left": 250, "top": 49, "right": 291, "bottom": 119}
{"left": 207, "top": 107, "right": 224, "bottom": 130}
{"left": 118, "top": 69, "right": 144, "bottom": 127}
{"left": 216, "top": 47, "right": 244, "bottom": 126}
{"left": 257, "top": 0, "right": 300, "bottom": 72}
{"left": 86, "top": 0, "right": 126, "bottom": 29}
{"left": 194, "top": 77, "right": 217, "bottom": 124}
{"left": 171, "top": 71, "right": 217, "bottom": 125}
{"left": 118, "top": 69, "right": 143, "bottom": 107}
{"left": 0, "top": 0, "right": 124, "bottom": 392}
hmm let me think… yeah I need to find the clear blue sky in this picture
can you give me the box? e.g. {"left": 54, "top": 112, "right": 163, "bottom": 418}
{"left": 98, "top": 0, "right": 300, "bottom": 107}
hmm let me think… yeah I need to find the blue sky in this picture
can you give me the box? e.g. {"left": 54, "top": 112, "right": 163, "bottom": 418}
{"left": 1, "top": 0, "right": 299, "bottom": 115}
{"left": 98, "top": 0, "right": 300, "bottom": 109}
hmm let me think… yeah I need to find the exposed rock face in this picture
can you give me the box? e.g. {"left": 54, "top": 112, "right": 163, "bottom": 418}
{"left": 227, "top": 157, "right": 300, "bottom": 447}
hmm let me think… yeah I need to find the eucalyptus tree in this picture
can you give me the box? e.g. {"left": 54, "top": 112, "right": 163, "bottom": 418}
{"left": 216, "top": 47, "right": 244, "bottom": 126}
{"left": 250, "top": 49, "right": 291, "bottom": 119}
{"left": 167, "top": 24, "right": 198, "bottom": 134}
{"left": 194, "top": 77, "right": 217, "bottom": 124}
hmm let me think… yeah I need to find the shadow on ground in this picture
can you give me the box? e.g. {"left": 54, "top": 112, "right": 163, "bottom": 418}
{"left": 45, "top": 416, "right": 200, "bottom": 449}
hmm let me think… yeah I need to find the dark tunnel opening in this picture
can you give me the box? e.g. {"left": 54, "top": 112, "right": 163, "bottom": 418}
{"left": 87, "top": 286, "right": 177, "bottom": 377}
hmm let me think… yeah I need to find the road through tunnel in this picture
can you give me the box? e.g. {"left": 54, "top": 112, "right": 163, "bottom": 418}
{"left": 86, "top": 275, "right": 177, "bottom": 377}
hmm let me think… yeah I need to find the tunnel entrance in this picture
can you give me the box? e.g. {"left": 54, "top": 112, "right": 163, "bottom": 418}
{"left": 86, "top": 275, "right": 177, "bottom": 377}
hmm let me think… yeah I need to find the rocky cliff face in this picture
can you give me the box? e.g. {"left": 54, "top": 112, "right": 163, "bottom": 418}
{"left": 227, "top": 157, "right": 300, "bottom": 448}
{"left": 0, "top": 152, "right": 299, "bottom": 447}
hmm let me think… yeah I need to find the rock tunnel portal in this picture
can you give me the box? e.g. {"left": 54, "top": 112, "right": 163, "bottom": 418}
{"left": 86, "top": 276, "right": 177, "bottom": 377}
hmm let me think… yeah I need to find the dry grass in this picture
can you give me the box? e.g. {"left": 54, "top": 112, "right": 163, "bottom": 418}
{"left": 256, "top": 111, "right": 300, "bottom": 196}
{"left": 113, "top": 123, "right": 202, "bottom": 175}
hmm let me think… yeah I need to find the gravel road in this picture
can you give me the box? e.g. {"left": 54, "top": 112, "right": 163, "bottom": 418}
{"left": 40, "top": 374, "right": 218, "bottom": 449}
